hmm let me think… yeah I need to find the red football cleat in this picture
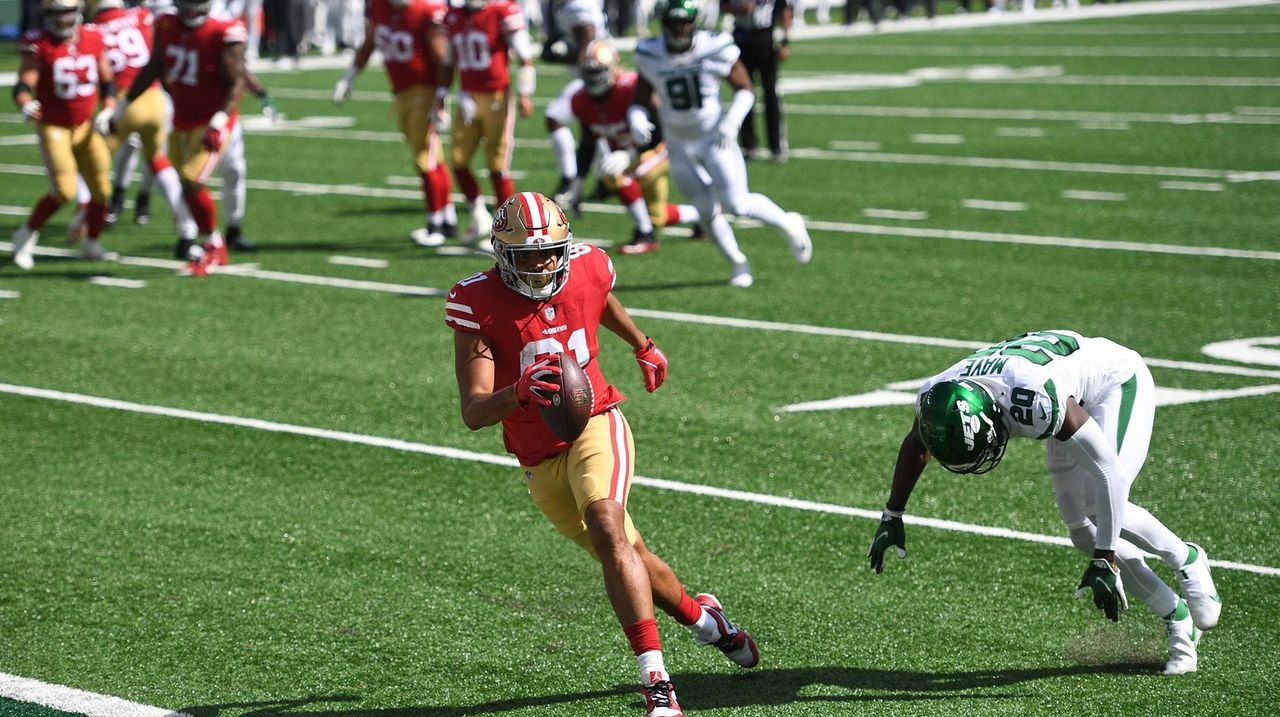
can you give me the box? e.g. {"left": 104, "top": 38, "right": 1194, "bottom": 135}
{"left": 695, "top": 593, "right": 759, "bottom": 668}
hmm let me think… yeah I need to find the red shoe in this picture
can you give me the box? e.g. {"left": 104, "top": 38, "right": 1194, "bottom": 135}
{"left": 620, "top": 229, "right": 659, "bottom": 255}
{"left": 179, "top": 242, "right": 228, "bottom": 278}
{"left": 641, "top": 676, "right": 682, "bottom": 717}
{"left": 695, "top": 593, "right": 759, "bottom": 668}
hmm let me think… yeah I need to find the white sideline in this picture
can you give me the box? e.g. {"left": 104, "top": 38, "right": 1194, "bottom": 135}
{"left": 0, "top": 673, "right": 190, "bottom": 717}
{"left": 0, "top": 381, "right": 1275, "bottom": 579}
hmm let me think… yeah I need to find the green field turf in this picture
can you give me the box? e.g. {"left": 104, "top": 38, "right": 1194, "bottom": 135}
{"left": 1, "top": 3, "right": 1278, "bottom": 716}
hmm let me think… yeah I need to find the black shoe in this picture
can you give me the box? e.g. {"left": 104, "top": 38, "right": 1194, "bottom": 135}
{"left": 440, "top": 221, "right": 458, "bottom": 239}
{"left": 689, "top": 224, "right": 706, "bottom": 241}
{"left": 620, "top": 229, "right": 659, "bottom": 255}
{"left": 134, "top": 192, "right": 151, "bottom": 225}
{"left": 174, "top": 237, "right": 194, "bottom": 260}
{"left": 225, "top": 225, "right": 256, "bottom": 252}
{"left": 588, "top": 180, "right": 611, "bottom": 202}
{"left": 106, "top": 188, "right": 125, "bottom": 226}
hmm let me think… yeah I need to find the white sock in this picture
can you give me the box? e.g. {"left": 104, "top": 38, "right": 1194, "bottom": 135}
{"left": 627, "top": 198, "right": 653, "bottom": 233}
{"left": 204, "top": 230, "right": 224, "bottom": 249}
{"left": 637, "top": 650, "right": 667, "bottom": 686}
{"left": 708, "top": 213, "right": 747, "bottom": 265}
{"left": 444, "top": 203, "right": 458, "bottom": 225}
{"left": 1116, "top": 540, "right": 1179, "bottom": 617}
{"left": 154, "top": 165, "right": 184, "bottom": 215}
{"left": 676, "top": 204, "right": 700, "bottom": 225}
{"left": 549, "top": 126, "right": 577, "bottom": 179}
{"left": 690, "top": 607, "right": 721, "bottom": 644}
{"left": 1120, "top": 503, "right": 1190, "bottom": 569}
{"left": 739, "top": 192, "right": 791, "bottom": 229}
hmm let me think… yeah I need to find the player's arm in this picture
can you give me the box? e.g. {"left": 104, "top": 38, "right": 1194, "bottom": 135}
{"left": 601, "top": 293, "right": 667, "bottom": 392}
{"left": 96, "top": 49, "right": 117, "bottom": 112}
{"left": 1055, "top": 399, "right": 1127, "bottom": 562}
{"left": 718, "top": 59, "right": 755, "bottom": 147}
{"left": 125, "top": 35, "right": 164, "bottom": 103}
{"left": 868, "top": 418, "right": 929, "bottom": 573}
{"left": 626, "top": 74, "right": 657, "bottom": 146}
{"left": 13, "top": 55, "right": 41, "bottom": 120}
{"left": 243, "top": 68, "right": 278, "bottom": 118}
{"left": 503, "top": 18, "right": 536, "bottom": 118}
{"left": 454, "top": 331, "right": 518, "bottom": 429}
{"left": 334, "top": 20, "right": 376, "bottom": 103}
{"left": 218, "top": 40, "right": 247, "bottom": 116}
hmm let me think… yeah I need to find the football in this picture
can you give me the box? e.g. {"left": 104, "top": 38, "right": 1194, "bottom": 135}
{"left": 538, "top": 353, "right": 594, "bottom": 443}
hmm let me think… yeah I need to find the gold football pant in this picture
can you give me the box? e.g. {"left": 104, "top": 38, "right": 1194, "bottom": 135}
{"left": 37, "top": 120, "right": 111, "bottom": 203}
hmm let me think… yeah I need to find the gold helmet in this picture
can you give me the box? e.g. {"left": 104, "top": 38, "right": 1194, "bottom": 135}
{"left": 42, "top": 0, "right": 82, "bottom": 39}
{"left": 580, "top": 40, "right": 619, "bottom": 98}
{"left": 491, "top": 192, "right": 574, "bottom": 301}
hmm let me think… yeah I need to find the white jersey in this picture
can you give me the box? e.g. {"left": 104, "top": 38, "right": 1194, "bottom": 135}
{"left": 917, "top": 331, "right": 1144, "bottom": 441}
{"left": 553, "top": 0, "right": 608, "bottom": 51}
{"left": 633, "top": 31, "right": 740, "bottom": 141}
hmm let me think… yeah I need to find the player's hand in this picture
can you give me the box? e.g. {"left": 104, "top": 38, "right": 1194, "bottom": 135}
{"left": 21, "top": 100, "right": 43, "bottom": 123}
{"left": 93, "top": 107, "right": 115, "bottom": 136}
{"left": 203, "top": 111, "right": 229, "bottom": 152}
{"left": 598, "top": 150, "right": 632, "bottom": 178}
{"left": 457, "top": 90, "right": 477, "bottom": 126}
{"left": 259, "top": 92, "right": 280, "bottom": 123}
{"left": 430, "top": 87, "right": 450, "bottom": 132}
{"left": 519, "top": 95, "right": 533, "bottom": 119}
{"left": 716, "top": 119, "right": 738, "bottom": 150}
{"left": 515, "top": 357, "right": 561, "bottom": 408}
{"left": 1074, "top": 558, "right": 1129, "bottom": 622}
{"left": 628, "top": 106, "right": 654, "bottom": 146}
{"left": 867, "top": 510, "right": 907, "bottom": 573}
{"left": 552, "top": 176, "right": 583, "bottom": 218}
{"left": 634, "top": 338, "right": 668, "bottom": 393}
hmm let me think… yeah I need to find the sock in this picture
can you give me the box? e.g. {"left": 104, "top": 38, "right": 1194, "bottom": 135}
{"left": 187, "top": 187, "right": 217, "bottom": 234}
{"left": 491, "top": 173, "right": 515, "bottom": 204}
{"left": 419, "top": 169, "right": 434, "bottom": 212}
{"left": 626, "top": 199, "right": 653, "bottom": 234}
{"left": 637, "top": 650, "right": 668, "bottom": 687}
{"left": 150, "top": 159, "right": 184, "bottom": 215}
{"left": 623, "top": 618, "right": 662, "bottom": 656}
{"left": 739, "top": 192, "right": 790, "bottom": 228}
{"left": 1182, "top": 544, "right": 1198, "bottom": 567}
{"left": 430, "top": 164, "right": 452, "bottom": 212}
{"left": 670, "top": 590, "right": 702, "bottom": 626}
{"left": 204, "top": 229, "right": 225, "bottom": 249}
{"left": 28, "top": 195, "right": 64, "bottom": 231}
{"left": 676, "top": 204, "right": 700, "bottom": 225}
{"left": 86, "top": 201, "right": 108, "bottom": 239}
{"left": 1164, "top": 598, "right": 1190, "bottom": 622}
{"left": 549, "top": 125, "right": 577, "bottom": 179}
{"left": 444, "top": 202, "right": 458, "bottom": 226}
{"left": 708, "top": 214, "right": 747, "bottom": 265}
{"left": 455, "top": 167, "right": 480, "bottom": 202}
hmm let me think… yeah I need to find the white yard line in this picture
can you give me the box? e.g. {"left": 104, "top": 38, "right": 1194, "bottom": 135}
{"left": 87, "top": 276, "right": 146, "bottom": 289}
{"left": 911, "top": 133, "right": 966, "bottom": 145}
{"left": 1, "top": 380, "right": 1276, "bottom": 579}
{"left": 1159, "top": 180, "right": 1227, "bottom": 192}
{"left": 1062, "top": 189, "right": 1128, "bottom": 201}
{"left": 328, "top": 255, "right": 389, "bottom": 269}
{"left": 996, "top": 127, "right": 1047, "bottom": 137}
{"left": 963, "top": 199, "right": 1028, "bottom": 212}
{"left": 0, "top": 673, "right": 192, "bottom": 717}
{"left": 862, "top": 208, "right": 928, "bottom": 221}
{"left": 784, "top": 103, "right": 1278, "bottom": 126}
{"left": 801, "top": 44, "right": 1280, "bottom": 59}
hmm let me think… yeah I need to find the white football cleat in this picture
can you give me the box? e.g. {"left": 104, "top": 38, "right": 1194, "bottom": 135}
{"left": 12, "top": 225, "right": 39, "bottom": 270}
{"left": 640, "top": 674, "right": 682, "bottom": 717}
{"left": 410, "top": 227, "right": 445, "bottom": 248}
{"left": 463, "top": 203, "right": 492, "bottom": 245}
{"left": 694, "top": 593, "right": 760, "bottom": 668}
{"left": 1163, "top": 599, "right": 1200, "bottom": 675}
{"left": 1176, "top": 542, "right": 1221, "bottom": 630}
{"left": 729, "top": 262, "right": 753, "bottom": 288}
{"left": 782, "top": 212, "right": 812, "bottom": 265}
{"left": 80, "top": 238, "right": 108, "bottom": 261}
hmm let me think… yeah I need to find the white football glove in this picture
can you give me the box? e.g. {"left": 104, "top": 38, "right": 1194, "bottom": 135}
{"left": 333, "top": 67, "right": 357, "bottom": 105}
{"left": 457, "top": 90, "right": 477, "bottom": 126}
{"left": 21, "top": 99, "right": 42, "bottom": 123}
{"left": 627, "top": 105, "right": 654, "bottom": 146}
{"left": 93, "top": 107, "right": 115, "bottom": 136}
{"left": 716, "top": 119, "right": 739, "bottom": 150}
{"left": 598, "top": 149, "right": 632, "bottom": 178}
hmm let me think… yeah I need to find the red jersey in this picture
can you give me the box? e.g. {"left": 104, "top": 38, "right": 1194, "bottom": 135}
{"left": 570, "top": 71, "right": 640, "bottom": 152}
{"left": 153, "top": 11, "right": 246, "bottom": 130}
{"left": 442, "top": 1, "right": 523, "bottom": 93}
{"left": 94, "top": 6, "right": 154, "bottom": 93}
{"left": 444, "top": 244, "right": 626, "bottom": 466}
{"left": 19, "top": 26, "right": 106, "bottom": 128}
{"left": 367, "top": 0, "right": 447, "bottom": 94}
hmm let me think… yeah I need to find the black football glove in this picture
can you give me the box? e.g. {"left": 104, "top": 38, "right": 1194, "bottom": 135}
{"left": 868, "top": 509, "right": 906, "bottom": 574}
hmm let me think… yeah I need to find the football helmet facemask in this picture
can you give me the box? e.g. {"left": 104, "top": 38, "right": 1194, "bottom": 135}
{"left": 917, "top": 380, "right": 1009, "bottom": 475}
{"left": 492, "top": 192, "right": 574, "bottom": 301}
{"left": 580, "top": 40, "right": 620, "bottom": 98}
{"left": 42, "top": 0, "right": 82, "bottom": 39}
{"left": 661, "top": 0, "right": 699, "bottom": 55}
{"left": 176, "top": 0, "right": 211, "bottom": 27}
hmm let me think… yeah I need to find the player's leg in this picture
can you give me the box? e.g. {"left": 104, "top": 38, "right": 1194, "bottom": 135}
{"left": 13, "top": 123, "right": 83, "bottom": 268}
{"left": 544, "top": 81, "right": 582, "bottom": 193}
{"left": 172, "top": 127, "right": 228, "bottom": 276}
{"left": 71, "top": 123, "right": 115, "bottom": 260}
{"left": 484, "top": 91, "right": 517, "bottom": 205}
{"left": 107, "top": 133, "right": 142, "bottom": 225}
{"left": 638, "top": 148, "right": 700, "bottom": 231}
{"left": 219, "top": 123, "right": 253, "bottom": 251}
{"left": 397, "top": 85, "right": 446, "bottom": 247}
{"left": 703, "top": 136, "right": 812, "bottom": 264}
{"left": 450, "top": 100, "right": 488, "bottom": 244}
{"left": 425, "top": 115, "right": 456, "bottom": 241}
{"left": 668, "top": 140, "right": 751, "bottom": 287}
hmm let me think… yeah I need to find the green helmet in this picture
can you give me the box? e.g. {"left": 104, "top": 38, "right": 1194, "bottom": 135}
{"left": 661, "top": 0, "right": 700, "bottom": 54}
{"left": 917, "top": 380, "right": 1009, "bottom": 475}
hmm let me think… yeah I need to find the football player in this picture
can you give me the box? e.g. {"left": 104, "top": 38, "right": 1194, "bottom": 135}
{"left": 433, "top": 0, "right": 536, "bottom": 245}
{"left": 561, "top": 40, "right": 700, "bottom": 255}
{"left": 334, "top": 0, "right": 457, "bottom": 247}
{"left": 91, "top": 0, "right": 187, "bottom": 233}
{"left": 446, "top": 192, "right": 759, "bottom": 717}
{"left": 10, "top": 0, "right": 117, "bottom": 269}
{"left": 867, "top": 330, "right": 1223, "bottom": 675}
{"left": 628, "top": 0, "right": 811, "bottom": 287}
{"left": 541, "top": 0, "right": 609, "bottom": 198}
{"left": 118, "top": 0, "right": 247, "bottom": 276}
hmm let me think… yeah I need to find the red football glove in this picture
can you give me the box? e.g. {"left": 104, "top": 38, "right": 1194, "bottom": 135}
{"left": 202, "top": 125, "right": 225, "bottom": 152}
{"left": 634, "top": 338, "right": 668, "bottom": 392}
{"left": 515, "top": 356, "right": 561, "bottom": 408}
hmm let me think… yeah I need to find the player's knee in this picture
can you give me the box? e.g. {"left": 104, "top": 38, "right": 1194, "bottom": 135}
{"left": 1067, "top": 523, "right": 1095, "bottom": 554}
{"left": 51, "top": 180, "right": 77, "bottom": 205}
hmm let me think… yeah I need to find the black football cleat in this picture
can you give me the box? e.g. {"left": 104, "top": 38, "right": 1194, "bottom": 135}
{"left": 225, "top": 225, "right": 257, "bottom": 252}
{"left": 105, "top": 188, "right": 125, "bottom": 226}
{"left": 174, "top": 237, "right": 195, "bottom": 260}
{"left": 133, "top": 192, "right": 151, "bottom": 225}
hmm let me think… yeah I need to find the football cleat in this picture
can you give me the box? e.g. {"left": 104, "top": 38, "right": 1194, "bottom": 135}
{"left": 79, "top": 238, "right": 108, "bottom": 261}
{"left": 226, "top": 226, "right": 256, "bottom": 252}
{"left": 782, "top": 212, "right": 812, "bottom": 265}
{"left": 105, "top": 191, "right": 125, "bottom": 226}
{"left": 1163, "top": 599, "right": 1200, "bottom": 675}
{"left": 440, "top": 221, "right": 459, "bottom": 240}
{"left": 729, "top": 262, "right": 753, "bottom": 288}
{"left": 463, "top": 203, "right": 493, "bottom": 245}
{"left": 1175, "top": 543, "right": 1221, "bottom": 630}
{"left": 689, "top": 224, "right": 706, "bottom": 241}
{"left": 174, "top": 237, "right": 195, "bottom": 260}
{"left": 410, "top": 227, "right": 445, "bottom": 248}
{"left": 179, "top": 241, "right": 228, "bottom": 277}
{"left": 134, "top": 192, "right": 151, "bottom": 225}
{"left": 12, "top": 225, "right": 39, "bottom": 270}
{"left": 641, "top": 676, "right": 682, "bottom": 717}
{"left": 620, "top": 229, "right": 659, "bottom": 255}
{"left": 694, "top": 593, "right": 759, "bottom": 668}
